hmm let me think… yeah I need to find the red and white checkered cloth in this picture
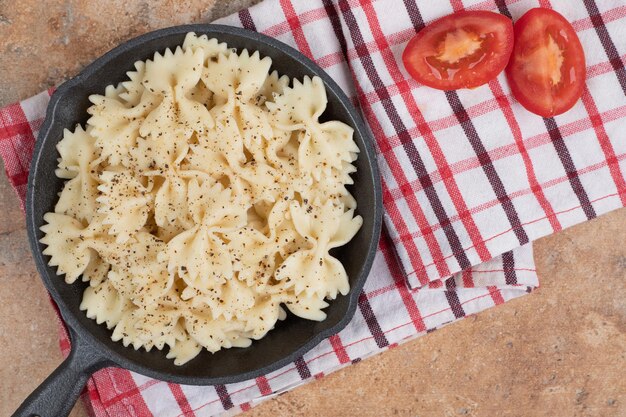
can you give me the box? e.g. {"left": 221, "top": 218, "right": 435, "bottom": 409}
{"left": 1, "top": 0, "right": 625, "bottom": 415}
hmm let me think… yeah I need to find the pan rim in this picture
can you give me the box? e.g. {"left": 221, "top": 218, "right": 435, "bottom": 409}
{"left": 26, "top": 23, "right": 383, "bottom": 386}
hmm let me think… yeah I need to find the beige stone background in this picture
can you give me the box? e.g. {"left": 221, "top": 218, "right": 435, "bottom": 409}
{"left": 1, "top": 1, "right": 625, "bottom": 416}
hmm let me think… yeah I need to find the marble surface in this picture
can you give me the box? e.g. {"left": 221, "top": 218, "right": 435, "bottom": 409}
{"left": 1, "top": 1, "right": 624, "bottom": 416}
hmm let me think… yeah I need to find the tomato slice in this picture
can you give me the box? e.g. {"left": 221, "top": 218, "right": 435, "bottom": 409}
{"left": 506, "top": 8, "right": 586, "bottom": 117}
{"left": 402, "top": 11, "right": 514, "bottom": 90}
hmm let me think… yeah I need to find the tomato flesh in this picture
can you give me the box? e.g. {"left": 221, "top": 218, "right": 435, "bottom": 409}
{"left": 506, "top": 8, "right": 586, "bottom": 117}
{"left": 402, "top": 11, "right": 514, "bottom": 90}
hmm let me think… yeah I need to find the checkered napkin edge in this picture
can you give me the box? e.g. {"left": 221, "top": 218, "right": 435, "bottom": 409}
{"left": 1, "top": 0, "right": 625, "bottom": 415}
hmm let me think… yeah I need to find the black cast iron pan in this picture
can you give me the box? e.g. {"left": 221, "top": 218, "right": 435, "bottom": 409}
{"left": 15, "top": 24, "right": 382, "bottom": 417}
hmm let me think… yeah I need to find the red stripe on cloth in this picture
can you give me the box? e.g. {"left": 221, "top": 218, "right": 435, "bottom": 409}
{"left": 168, "top": 383, "right": 196, "bottom": 417}
{"left": 314, "top": 372, "right": 325, "bottom": 380}
{"left": 580, "top": 88, "right": 626, "bottom": 206}
{"left": 263, "top": 6, "right": 329, "bottom": 38}
{"left": 380, "top": 230, "right": 427, "bottom": 331}
{"left": 87, "top": 379, "right": 107, "bottom": 417}
{"left": 487, "top": 286, "right": 506, "bottom": 305}
{"left": 101, "top": 378, "right": 160, "bottom": 407}
{"left": 0, "top": 120, "right": 32, "bottom": 141}
{"left": 382, "top": 179, "right": 436, "bottom": 286}
{"left": 7, "top": 171, "right": 28, "bottom": 187}
{"left": 279, "top": 0, "right": 315, "bottom": 59}
{"left": 573, "top": 5, "right": 626, "bottom": 33}
{"left": 588, "top": 55, "right": 626, "bottom": 78}
{"left": 537, "top": 0, "right": 551, "bottom": 8}
{"left": 102, "top": 370, "right": 153, "bottom": 416}
{"left": 488, "top": 78, "right": 562, "bottom": 233}
{"left": 449, "top": 0, "right": 464, "bottom": 12}
{"left": 461, "top": 270, "right": 474, "bottom": 288}
{"left": 241, "top": 402, "right": 252, "bottom": 411}
{"left": 0, "top": 103, "right": 33, "bottom": 175}
{"left": 474, "top": 267, "right": 535, "bottom": 274}
{"left": 255, "top": 376, "right": 272, "bottom": 396}
{"left": 428, "top": 279, "right": 444, "bottom": 289}
{"left": 329, "top": 335, "right": 351, "bottom": 364}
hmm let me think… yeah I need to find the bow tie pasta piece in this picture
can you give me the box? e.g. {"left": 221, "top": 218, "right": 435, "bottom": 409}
{"left": 184, "top": 142, "right": 233, "bottom": 185}
{"left": 266, "top": 199, "right": 310, "bottom": 258}
{"left": 54, "top": 126, "right": 99, "bottom": 222}
{"left": 97, "top": 171, "right": 152, "bottom": 243}
{"left": 305, "top": 163, "right": 358, "bottom": 210}
{"left": 236, "top": 160, "right": 282, "bottom": 204}
{"left": 224, "top": 227, "right": 279, "bottom": 288}
{"left": 141, "top": 46, "right": 213, "bottom": 138}
{"left": 267, "top": 77, "right": 358, "bottom": 180}
{"left": 202, "top": 50, "right": 274, "bottom": 151}
{"left": 203, "top": 49, "right": 272, "bottom": 103}
{"left": 87, "top": 87, "right": 160, "bottom": 167}
{"left": 82, "top": 253, "right": 111, "bottom": 288}
{"left": 40, "top": 213, "right": 106, "bottom": 283}
{"left": 154, "top": 170, "right": 193, "bottom": 229}
{"left": 55, "top": 125, "right": 98, "bottom": 178}
{"left": 112, "top": 306, "right": 186, "bottom": 351}
{"left": 281, "top": 291, "right": 329, "bottom": 321}
{"left": 119, "top": 61, "right": 147, "bottom": 106}
{"left": 265, "top": 76, "right": 327, "bottom": 131}
{"left": 166, "top": 179, "right": 246, "bottom": 292}
{"left": 298, "top": 121, "right": 360, "bottom": 180}
{"left": 265, "top": 129, "right": 313, "bottom": 196}
{"left": 243, "top": 298, "right": 287, "bottom": 339}
{"left": 94, "top": 232, "right": 172, "bottom": 307}
{"left": 182, "top": 32, "right": 228, "bottom": 65}
{"left": 166, "top": 224, "right": 233, "bottom": 291}
{"left": 257, "top": 70, "right": 290, "bottom": 105}
{"left": 166, "top": 334, "right": 203, "bottom": 366}
{"left": 205, "top": 116, "right": 246, "bottom": 168}
{"left": 207, "top": 278, "right": 256, "bottom": 322}
{"left": 80, "top": 280, "right": 132, "bottom": 329}
{"left": 180, "top": 282, "right": 254, "bottom": 323}
{"left": 128, "top": 133, "right": 189, "bottom": 174}
{"left": 184, "top": 311, "right": 251, "bottom": 353}
{"left": 275, "top": 200, "right": 363, "bottom": 299}
{"left": 42, "top": 33, "right": 363, "bottom": 364}
{"left": 186, "top": 178, "right": 247, "bottom": 227}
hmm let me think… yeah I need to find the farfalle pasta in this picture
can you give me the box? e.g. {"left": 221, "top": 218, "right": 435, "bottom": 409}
{"left": 40, "top": 32, "right": 362, "bottom": 365}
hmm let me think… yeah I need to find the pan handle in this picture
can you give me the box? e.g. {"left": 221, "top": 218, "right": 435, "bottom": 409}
{"left": 12, "top": 327, "right": 112, "bottom": 417}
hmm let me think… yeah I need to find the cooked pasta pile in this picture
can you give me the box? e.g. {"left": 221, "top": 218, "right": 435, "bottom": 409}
{"left": 40, "top": 33, "right": 362, "bottom": 365}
